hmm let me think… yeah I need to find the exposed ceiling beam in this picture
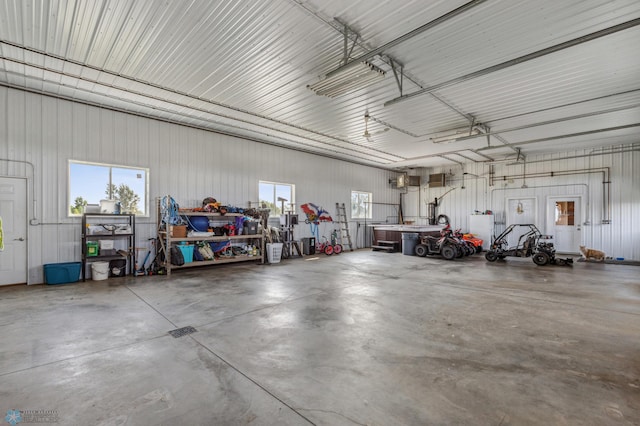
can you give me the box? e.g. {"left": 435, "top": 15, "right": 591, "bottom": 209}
{"left": 438, "top": 155, "right": 464, "bottom": 166}
{"left": 476, "top": 123, "right": 640, "bottom": 151}
{"left": 385, "top": 17, "right": 640, "bottom": 107}
{"left": 485, "top": 88, "right": 640, "bottom": 125}
{"left": 454, "top": 103, "right": 640, "bottom": 142}
{"left": 326, "top": 0, "right": 488, "bottom": 78}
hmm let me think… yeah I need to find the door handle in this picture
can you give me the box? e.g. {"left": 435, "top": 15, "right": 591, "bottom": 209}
{"left": 13, "top": 237, "right": 25, "bottom": 241}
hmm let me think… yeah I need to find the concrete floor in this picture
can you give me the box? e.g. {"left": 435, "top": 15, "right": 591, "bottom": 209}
{"left": 1, "top": 250, "right": 639, "bottom": 425}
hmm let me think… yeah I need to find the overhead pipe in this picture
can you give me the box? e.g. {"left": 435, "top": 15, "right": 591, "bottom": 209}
{"left": 0, "top": 159, "right": 37, "bottom": 225}
{"left": 489, "top": 168, "right": 610, "bottom": 224}
{"left": 489, "top": 183, "right": 590, "bottom": 226}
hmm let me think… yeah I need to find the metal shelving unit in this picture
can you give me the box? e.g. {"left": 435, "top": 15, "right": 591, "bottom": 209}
{"left": 157, "top": 200, "right": 264, "bottom": 275}
{"left": 81, "top": 213, "right": 135, "bottom": 281}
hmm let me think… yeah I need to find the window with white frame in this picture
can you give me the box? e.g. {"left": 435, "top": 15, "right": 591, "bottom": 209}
{"left": 351, "top": 190, "right": 372, "bottom": 219}
{"left": 259, "top": 181, "right": 295, "bottom": 216}
{"left": 69, "top": 161, "right": 148, "bottom": 216}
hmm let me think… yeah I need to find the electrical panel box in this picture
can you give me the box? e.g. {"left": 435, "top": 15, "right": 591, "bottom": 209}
{"left": 429, "top": 173, "right": 446, "bottom": 188}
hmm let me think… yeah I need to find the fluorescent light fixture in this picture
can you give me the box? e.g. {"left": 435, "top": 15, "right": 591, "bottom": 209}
{"left": 430, "top": 127, "right": 482, "bottom": 144}
{"left": 308, "top": 61, "right": 385, "bottom": 98}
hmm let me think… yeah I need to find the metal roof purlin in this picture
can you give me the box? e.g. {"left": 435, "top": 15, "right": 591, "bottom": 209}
{"left": 384, "top": 17, "right": 640, "bottom": 107}
{"left": 325, "top": 0, "right": 489, "bottom": 79}
{"left": 455, "top": 103, "right": 640, "bottom": 142}
{"left": 476, "top": 123, "right": 640, "bottom": 151}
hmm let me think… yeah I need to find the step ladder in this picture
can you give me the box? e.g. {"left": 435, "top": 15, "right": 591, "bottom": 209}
{"left": 335, "top": 203, "right": 354, "bottom": 251}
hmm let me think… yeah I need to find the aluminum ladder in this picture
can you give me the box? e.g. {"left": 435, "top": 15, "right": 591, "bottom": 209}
{"left": 335, "top": 203, "right": 354, "bottom": 251}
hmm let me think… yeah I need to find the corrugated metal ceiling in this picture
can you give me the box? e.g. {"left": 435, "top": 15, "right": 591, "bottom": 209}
{"left": 1, "top": 0, "right": 639, "bottom": 169}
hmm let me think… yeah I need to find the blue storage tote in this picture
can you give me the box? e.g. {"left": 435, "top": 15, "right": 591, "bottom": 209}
{"left": 43, "top": 262, "right": 82, "bottom": 285}
{"left": 177, "top": 244, "right": 194, "bottom": 263}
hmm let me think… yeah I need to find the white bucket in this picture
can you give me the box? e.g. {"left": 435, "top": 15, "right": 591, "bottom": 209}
{"left": 266, "top": 243, "right": 283, "bottom": 264}
{"left": 91, "top": 261, "right": 109, "bottom": 281}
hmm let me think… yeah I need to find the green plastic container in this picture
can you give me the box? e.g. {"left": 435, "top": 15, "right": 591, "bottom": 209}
{"left": 86, "top": 241, "right": 99, "bottom": 257}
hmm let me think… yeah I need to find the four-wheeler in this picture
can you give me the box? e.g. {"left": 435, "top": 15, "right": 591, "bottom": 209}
{"left": 462, "top": 233, "right": 484, "bottom": 253}
{"left": 414, "top": 225, "right": 463, "bottom": 260}
{"left": 484, "top": 224, "right": 572, "bottom": 266}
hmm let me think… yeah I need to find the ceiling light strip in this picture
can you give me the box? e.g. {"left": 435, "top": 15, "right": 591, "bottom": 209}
{"left": 308, "top": 61, "right": 385, "bottom": 98}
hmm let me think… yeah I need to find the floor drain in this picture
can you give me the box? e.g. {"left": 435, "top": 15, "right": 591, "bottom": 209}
{"left": 168, "top": 326, "right": 197, "bottom": 338}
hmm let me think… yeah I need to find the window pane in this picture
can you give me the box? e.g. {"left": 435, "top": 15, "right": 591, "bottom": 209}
{"left": 259, "top": 181, "right": 295, "bottom": 217}
{"left": 69, "top": 163, "right": 109, "bottom": 214}
{"left": 351, "top": 191, "right": 372, "bottom": 219}
{"left": 69, "top": 161, "right": 148, "bottom": 216}
{"left": 111, "top": 167, "right": 146, "bottom": 214}
{"left": 555, "top": 201, "right": 574, "bottom": 226}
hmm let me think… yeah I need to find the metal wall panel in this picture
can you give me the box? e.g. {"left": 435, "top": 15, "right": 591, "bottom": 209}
{"left": 400, "top": 145, "right": 639, "bottom": 260}
{"left": 0, "top": 87, "right": 399, "bottom": 283}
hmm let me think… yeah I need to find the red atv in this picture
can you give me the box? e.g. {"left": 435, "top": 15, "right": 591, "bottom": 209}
{"left": 462, "top": 233, "right": 483, "bottom": 253}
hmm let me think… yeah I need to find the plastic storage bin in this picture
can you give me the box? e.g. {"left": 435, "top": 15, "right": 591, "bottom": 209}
{"left": 401, "top": 232, "right": 419, "bottom": 256}
{"left": 266, "top": 243, "right": 283, "bottom": 264}
{"left": 302, "top": 237, "right": 316, "bottom": 255}
{"left": 91, "top": 261, "right": 110, "bottom": 281}
{"left": 177, "top": 244, "right": 194, "bottom": 263}
{"left": 242, "top": 221, "right": 258, "bottom": 235}
{"left": 109, "top": 259, "right": 127, "bottom": 277}
{"left": 43, "top": 262, "right": 82, "bottom": 285}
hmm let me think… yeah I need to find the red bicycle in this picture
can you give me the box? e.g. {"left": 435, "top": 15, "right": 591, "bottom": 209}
{"left": 316, "top": 230, "right": 343, "bottom": 255}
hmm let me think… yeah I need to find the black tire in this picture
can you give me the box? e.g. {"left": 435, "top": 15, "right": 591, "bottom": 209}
{"left": 465, "top": 243, "right": 475, "bottom": 256}
{"left": 533, "top": 252, "right": 550, "bottom": 266}
{"left": 441, "top": 244, "right": 457, "bottom": 260}
{"left": 485, "top": 251, "right": 498, "bottom": 262}
{"left": 456, "top": 245, "right": 464, "bottom": 258}
{"left": 475, "top": 245, "right": 483, "bottom": 253}
{"left": 415, "top": 244, "right": 428, "bottom": 257}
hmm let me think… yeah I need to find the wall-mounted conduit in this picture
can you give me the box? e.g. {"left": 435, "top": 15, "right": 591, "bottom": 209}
{"left": 489, "top": 167, "right": 610, "bottom": 224}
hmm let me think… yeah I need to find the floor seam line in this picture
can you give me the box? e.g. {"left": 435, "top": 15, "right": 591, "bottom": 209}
{"left": 188, "top": 334, "right": 316, "bottom": 425}
{"left": 0, "top": 334, "right": 168, "bottom": 378}
{"left": 124, "top": 284, "right": 179, "bottom": 328}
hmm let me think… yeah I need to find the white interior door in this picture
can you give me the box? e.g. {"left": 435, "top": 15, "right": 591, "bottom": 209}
{"left": 0, "top": 178, "right": 28, "bottom": 285}
{"left": 547, "top": 196, "right": 581, "bottom": 254}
